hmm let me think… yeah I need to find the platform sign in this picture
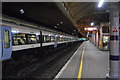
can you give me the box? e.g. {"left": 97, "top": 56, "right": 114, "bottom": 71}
{"left": 112, "top": 26, "right": 118, "bottom": 32}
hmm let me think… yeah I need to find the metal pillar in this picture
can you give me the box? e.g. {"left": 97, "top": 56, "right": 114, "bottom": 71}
{"left": 109, "top": 3, "right": 119, "bottom": 78}
{"left": 0, "top": 1, "right": 2, "bottom": 80}
{"left": 40, "top": 30, "right": 43, "bottom": 47}
{"left": 119, "top": 2, "right": 120, "bottom": 80}
{"left": 54, "top": 34, "right": 58, "bottom": 48}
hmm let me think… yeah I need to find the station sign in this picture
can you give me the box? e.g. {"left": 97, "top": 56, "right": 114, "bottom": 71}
{"left": 112, "top": 26, "right": 118, "bottom": 32}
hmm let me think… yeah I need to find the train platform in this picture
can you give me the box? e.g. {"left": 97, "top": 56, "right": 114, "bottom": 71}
{"left": 55, "top": 41, "right": 109, "bottom": 79}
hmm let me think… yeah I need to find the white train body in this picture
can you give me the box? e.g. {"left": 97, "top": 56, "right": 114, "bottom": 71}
{"left": 0, "top": 18, "right": 79, "bottom": 61}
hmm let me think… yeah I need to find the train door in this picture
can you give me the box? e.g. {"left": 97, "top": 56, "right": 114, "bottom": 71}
{"left": 0, "top": 26, "right": 12, "bottom": 60}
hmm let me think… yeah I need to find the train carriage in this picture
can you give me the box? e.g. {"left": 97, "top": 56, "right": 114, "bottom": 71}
{"left": 0, "top": 19, "right": 79, "bottom": 61}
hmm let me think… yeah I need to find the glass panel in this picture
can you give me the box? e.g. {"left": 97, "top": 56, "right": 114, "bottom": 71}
{"left": 36, "top": 35, "right": 40, "bottom": 43}
{"left": 102, "top": 36, "right": 109, "bottom": 50}
{"left": 27, "top": 34, "right": 37, "bottom": 44}
{"left": 4, "top": 30, "right": 10, "bottom": 48}
{"left": 44, "top": 35, "right": 51, "bottom": 42}
{"left": 46, "top": 36, "right": 51, "bottom": 42}
{"left": 103, "top": 36, "right": 109, "bottom": 44}
{"left": 60, "top": 37, "right": 64, "bottom": 42}
{"left": 102, "top": 26, "right": 109, "bottom": 33}
{"left": 13, "top": 33, "right": 26, "bottom": 45}
{"left": 51, "top": 36, "right": 55, "bottom": 42}
{"left": 57, "top": 37, "right": 60, "bottom": 42}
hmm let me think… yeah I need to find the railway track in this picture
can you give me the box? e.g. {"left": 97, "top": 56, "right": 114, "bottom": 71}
{"left": 2, "top": 41, "right": 83, "bottom": 79}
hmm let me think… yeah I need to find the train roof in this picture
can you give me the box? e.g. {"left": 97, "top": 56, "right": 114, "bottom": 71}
{"left": 1, "top": 15, "right": 78, "bottom": 38}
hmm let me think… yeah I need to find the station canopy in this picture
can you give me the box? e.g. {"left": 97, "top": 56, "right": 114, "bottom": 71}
{"left": 2, "top": 2, "right": 115, "bottom": 37}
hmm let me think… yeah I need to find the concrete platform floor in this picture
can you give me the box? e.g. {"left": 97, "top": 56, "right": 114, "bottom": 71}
{"left": 55, "top": 41, "right": 109, "bottom": 79}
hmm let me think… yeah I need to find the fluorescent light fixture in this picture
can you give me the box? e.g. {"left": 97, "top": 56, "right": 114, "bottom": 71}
{"left": 54, "top": 26, "right": 57, "bottom": 28}
{"left": 91, "top": 22, "right": 94, "bottom": 26}
{"left": 84, "top": 27, "right": 97, "bottom": 31}
{"left": 20, "top": 9, "right": 24, "bottom": 14}
{"left": 60, "top": 35, "right": 63, "bottom": 37}
{"left": 98, "top": 0, "right": 104, "bottom": 8}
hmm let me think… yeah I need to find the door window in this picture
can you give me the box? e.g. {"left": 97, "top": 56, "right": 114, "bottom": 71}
{"left": 4, "top": 30, "right": 10, "bottom": 48}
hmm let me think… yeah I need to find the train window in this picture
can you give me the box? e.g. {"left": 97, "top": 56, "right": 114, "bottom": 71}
{"left": 13, "top": 33, "right": 26, "bottom": 45}
{"left": 51, "top": 36, "right": 55, "bottom": 42}
{"left": 44, "top": 35, "right": 47, "bottom": 42}
{"left": 26, "top": 34, "right": 37, "bottom": 44}
{"left": 64, "top": 37, "right": 68, "bottom": 41}
{"left": 57, "top": 37, "right": 60, "bottom": 42}
{"left": 44, "top": 35, "right": 51, "bottom": 42}
{"left": 36, "top": 35, "right": 40, "bottom": 43}
{"left": 43, "top": 35, "right": 46, "bottom": 42}
{"left": 4, "top": 30, "right": 10, "bottom": 48}
{"left": 60, "top": 37, "right": 64, "bottom": 42}
{"left": 39, "top": 35, "right": 44, "bottom": 43}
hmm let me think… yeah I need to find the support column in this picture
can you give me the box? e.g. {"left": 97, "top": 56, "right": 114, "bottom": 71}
{"left": 40, "top": 30, "right": 43, "bottom": 47}
{"left": 0, "top": 1, "right": 2, "bottom": 80}
{"left": 119, "top": 2, "right": 120, "bottom": 79}
{"left": 54, "top": 34, "right": 58, "bottom": 48}
{"left": 109, "top": 3, "right": 119, "bottom": 78}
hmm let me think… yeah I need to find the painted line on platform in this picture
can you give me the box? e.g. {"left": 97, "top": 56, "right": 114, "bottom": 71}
{"left": 54, "top": 42, "right": 84, "bottom": 79}
{"left": 78, "top": 47, "right": 85, "bottom": 80}
{"left": 0, "top": 58, "right": 12, "bottom": 62}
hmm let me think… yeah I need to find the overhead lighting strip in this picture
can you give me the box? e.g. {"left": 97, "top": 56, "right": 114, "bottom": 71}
{"left": 98, "top": 0, "right": 105, "bottom": 8}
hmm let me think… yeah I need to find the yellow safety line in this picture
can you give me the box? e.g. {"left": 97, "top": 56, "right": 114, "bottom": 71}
{"left": 78, "top": 47, "right": 85, "bottom": 80}
{"left": 0, "top": 58, "right": 12, "bottom": 62}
